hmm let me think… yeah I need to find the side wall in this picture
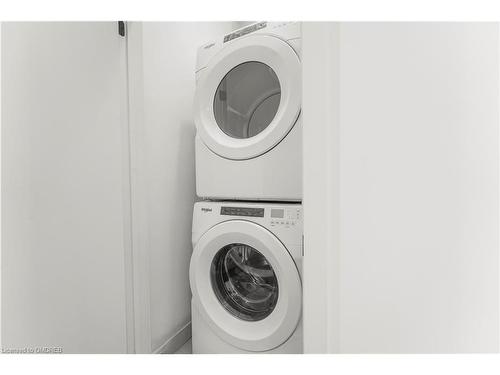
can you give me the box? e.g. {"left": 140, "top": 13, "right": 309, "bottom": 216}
{"left": 304, "top": 22, "right": 499, "bottom": 353}
{"left": 0, "top": 21, "right": 3, "bottom": 350}
{"left": 137, "top": 22, "right": 239, "bottom": 353}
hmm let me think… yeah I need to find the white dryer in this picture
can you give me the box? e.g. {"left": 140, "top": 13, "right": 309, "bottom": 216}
{"left": 190, "top": 201, "right": 303, "bottom": 353}
{"left": 194, "top": 22, "right": 302, "bottom": 201}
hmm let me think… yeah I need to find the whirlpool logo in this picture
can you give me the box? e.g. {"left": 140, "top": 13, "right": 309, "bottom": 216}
{"left": 201, "top": 207, "right": 212, "bottom": 213}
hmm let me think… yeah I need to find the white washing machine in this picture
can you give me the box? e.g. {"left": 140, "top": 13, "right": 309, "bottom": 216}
{"left": 194, "top": 22, "right": 302, "bottom": 201}
{"left": 190, "top": 201, "right": 303, "bottom": 353}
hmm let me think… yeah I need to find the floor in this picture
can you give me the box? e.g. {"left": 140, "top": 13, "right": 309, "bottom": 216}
{"left": 175, "top": 339, "right": 192, "bottom": 354}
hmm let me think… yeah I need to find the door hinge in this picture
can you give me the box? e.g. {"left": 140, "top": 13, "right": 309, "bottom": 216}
{"left": 118, "top": 21, "right": 126, "bottom": 37}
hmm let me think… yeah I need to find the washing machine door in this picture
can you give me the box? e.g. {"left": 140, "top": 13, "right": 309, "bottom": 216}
{"left": 194, "top": 34, "right": 301, "bottom": 160}
{"left": 190, "top": 220, "right": 302, "bottom": 352}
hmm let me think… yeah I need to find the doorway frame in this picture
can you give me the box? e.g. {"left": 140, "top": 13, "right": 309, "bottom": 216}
{"left": 302, "top": 22, "right": 341, "bottom": 354}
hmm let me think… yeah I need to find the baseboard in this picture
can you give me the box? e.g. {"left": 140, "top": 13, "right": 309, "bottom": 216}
{"left": 153, "top": 322, "right": 191, "bottom": 354}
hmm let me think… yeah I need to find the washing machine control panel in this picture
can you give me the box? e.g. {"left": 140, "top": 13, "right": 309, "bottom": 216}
{"left": 218, "top": 205, "right": 301, "bottom": 228}
{"left": 269, "top": 207, "right": 301, "bottom": 228}
{"left": 221, "top": 206, "right": 264, "bottom": 217}
{"left": 215, "top": 204, "right": 302, "bottom": 229}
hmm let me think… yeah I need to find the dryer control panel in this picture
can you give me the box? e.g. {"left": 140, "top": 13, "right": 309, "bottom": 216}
{"left": 223, "top": 21, "right": 267, "bottom": 43}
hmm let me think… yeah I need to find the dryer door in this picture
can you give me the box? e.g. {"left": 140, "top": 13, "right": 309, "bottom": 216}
{"left": 194, "top": 34, "right": 301, "bottom": 160}
{"left": 190, "top": 220, "right": 302, "bottom": 351}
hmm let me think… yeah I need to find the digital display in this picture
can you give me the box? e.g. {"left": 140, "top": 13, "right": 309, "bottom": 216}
{"left": 221, "top": 206, "right": 264, "bottom": 217}
{"left": 271, "top": 209, "right": 284, "bottom": 219}
{"left": 224, "top": 22, "right": 267, "bottom": 43}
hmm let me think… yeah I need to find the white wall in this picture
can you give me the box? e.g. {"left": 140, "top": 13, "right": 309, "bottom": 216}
{"left": 135, "top": 22, "right": 239, "bottom": 353}
{"left": 302, "top": 22, "right": 341, "bottom": 353}
{"left": 1, "top": 22, "right": 131, "bottom": 353}
{"left": 304, "top": 22, "right": 499, "bottom": 353}
{"left": 0, "top": 21, "right": 3, "bottom": 350}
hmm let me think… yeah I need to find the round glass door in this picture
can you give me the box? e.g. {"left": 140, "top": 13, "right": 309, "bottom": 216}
{"left": 211, "top": 243, "right": 279, "bottom": 321}
{"left": 190, "top": 219, "right": 302, "bottom": 351}
{"left": 213, "top": 62, "right": 281, "bottom": 139}
{"left": 194, "top": 34, "right": 301, "bottom": 160}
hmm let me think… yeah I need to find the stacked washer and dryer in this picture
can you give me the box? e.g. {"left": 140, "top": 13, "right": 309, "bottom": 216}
{"left": 190, "top": 22, "right": 303, "bottom": 354}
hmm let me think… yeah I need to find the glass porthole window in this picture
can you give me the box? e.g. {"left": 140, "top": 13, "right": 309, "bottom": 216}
{"left": 210, "top": 243, "right": 279, "bottom": 321}
{"left": 213, "top": 62, "right": 281, "bottom": 139}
